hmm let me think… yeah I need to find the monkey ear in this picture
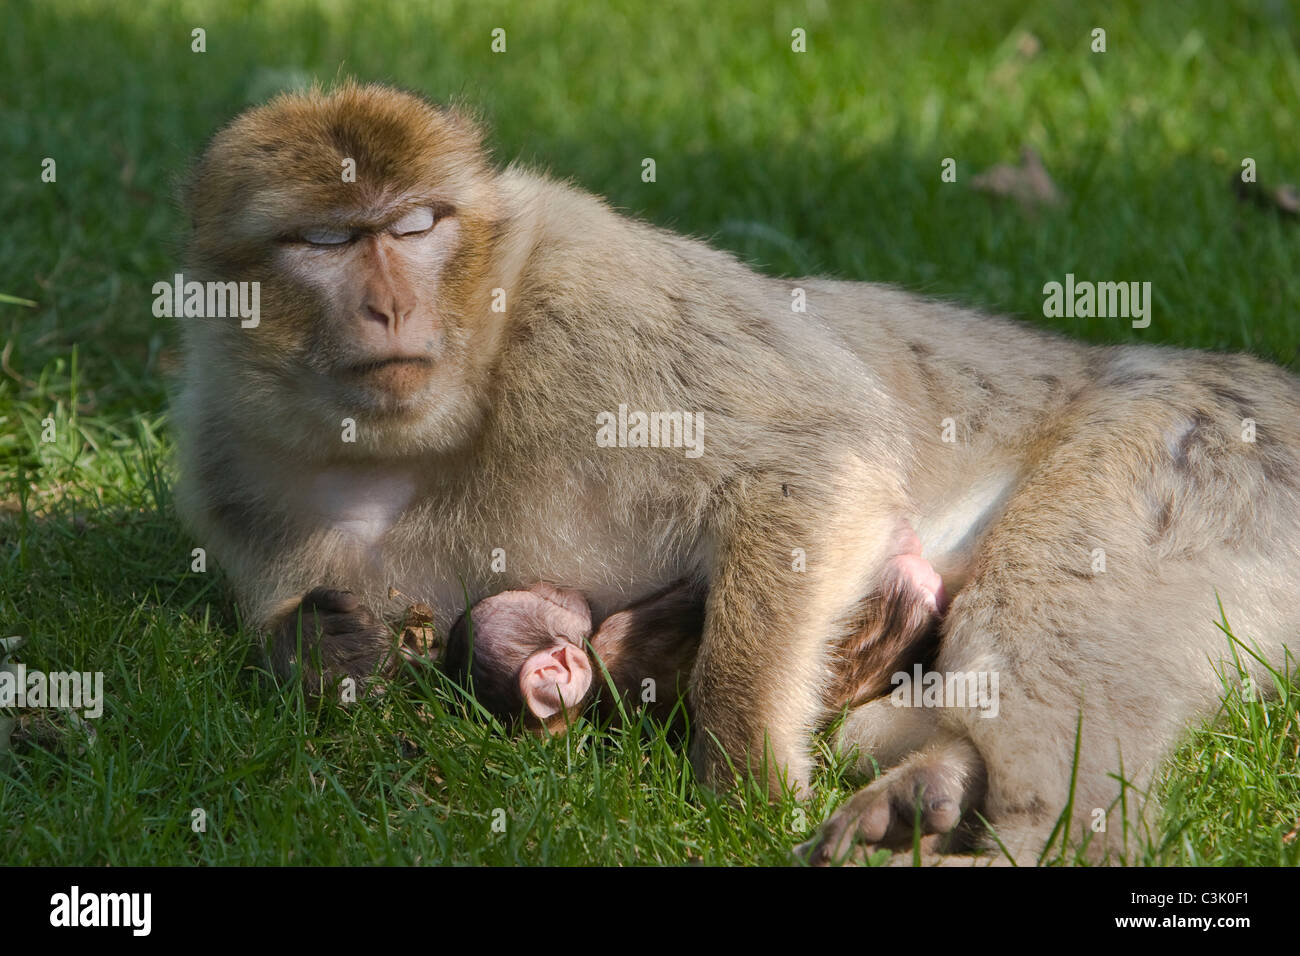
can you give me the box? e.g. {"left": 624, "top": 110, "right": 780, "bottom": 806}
{"left": 438, "top": 96, "right": 489, "bottom": 149}
{"left": 520, "top": 644, "right": 593, "bottom": 723}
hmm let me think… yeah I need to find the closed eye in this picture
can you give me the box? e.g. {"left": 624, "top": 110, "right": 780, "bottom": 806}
{"left": 390, "top": 206, "right": 436, "bottom": 237}
{"left": 298, "top": 227, "right": 355, "bottom": 246}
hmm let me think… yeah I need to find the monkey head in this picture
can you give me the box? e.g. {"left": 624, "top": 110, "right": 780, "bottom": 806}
{"left": 443, "top": 584, "right": 596, "bottom": 733}
{"left": 445, "top": 579, "right": 708, "bottom": 736}
{"left": 182, "top": 82, "right": 507, "bottom": 460}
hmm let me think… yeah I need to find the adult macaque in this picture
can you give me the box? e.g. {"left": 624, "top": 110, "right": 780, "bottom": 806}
{"left": 176, "top": 82, "right": 1300, "bottom": 862}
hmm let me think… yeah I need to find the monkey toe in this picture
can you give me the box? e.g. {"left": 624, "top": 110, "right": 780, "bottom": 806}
{"left": 886, "top": 554, "right": 944, "bottom": 613}
{"left": 921, "top": 792, "right": 962, "bottom": 834}
{"left": 877, "top": 766, "right": 969, "bottom": 844}
{"left": 796, "top": 787, "right": 882, "bottom": 865}
{"left": 856, "top": 792, "right": 894, "bottom": 844}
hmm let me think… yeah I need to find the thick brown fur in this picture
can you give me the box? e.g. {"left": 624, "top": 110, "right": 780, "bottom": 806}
{"left": 177, "top": 81, "right": 909, "bottom": 800}
{"left": 176, "top": 82, "right": 1300, "bottom": 862}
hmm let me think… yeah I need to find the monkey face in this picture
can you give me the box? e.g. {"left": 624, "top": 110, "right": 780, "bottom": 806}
{"left": 275, "top": 203, "right": 462, "bottom": 414}
{"left": 183, "top": 83, "right": 505, "bottom": 458}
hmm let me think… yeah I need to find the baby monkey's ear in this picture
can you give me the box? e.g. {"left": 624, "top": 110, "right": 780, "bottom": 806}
{"left": 520, "top": 643, "right": 593, "bottom": 727}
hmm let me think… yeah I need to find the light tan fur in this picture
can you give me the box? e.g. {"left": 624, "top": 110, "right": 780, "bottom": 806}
{"left": 174, "top": 83, "right": 1300, "bottom": 856}
{"left": 813, "top": 298, "right": 1300, "bottom": 861}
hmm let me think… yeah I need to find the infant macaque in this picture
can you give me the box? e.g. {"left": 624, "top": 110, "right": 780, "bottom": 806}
{"left": 825, "top": 519, "right": 946, "bottom": 710}
{"left": 442, "top": 580, "right": 703, "bottom": 734}
{"left": 443, "top": 520, "right": 945, "bottom": 734}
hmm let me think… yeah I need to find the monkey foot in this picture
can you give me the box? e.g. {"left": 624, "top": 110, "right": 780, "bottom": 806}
{"left": 795, "top": 759, "right": 974, "bottom": 866}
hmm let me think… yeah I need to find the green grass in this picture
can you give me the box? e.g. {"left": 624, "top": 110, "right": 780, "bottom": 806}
{"left": 2, "top": 0, "right": 1299, "bottom": 864}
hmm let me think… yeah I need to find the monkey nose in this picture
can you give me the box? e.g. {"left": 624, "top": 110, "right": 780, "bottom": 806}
{"left": 364, "top": 303, "right": 392, "bottom": 326}
{"left": 363, "top": 299, "right": 414, "bottom": 329}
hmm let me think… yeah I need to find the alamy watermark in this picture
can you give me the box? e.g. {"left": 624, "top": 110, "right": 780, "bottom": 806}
{"left": 0, "top": 663, "right": 104, "bottom": 719}
{"left": 595, "top": 404, "right": 704, "bottom": 458}
{"left": 152, "top": 273, "right": 260, "bottom": 327}
{"left": 890, "top": 663, "right": 999, "bottom": 718}
{"left": 1042, "top": 273, "right": 1151, "bottom": 328}
{"left": 50, "top": 886, "right": 150, "bottom": 936}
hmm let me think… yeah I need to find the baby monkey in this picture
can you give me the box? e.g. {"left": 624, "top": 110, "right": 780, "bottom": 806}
{"left": 444, "top": 521, "right": 945, "bottom": 734}
{"left": 442, "top": 580, "right": 704, "bottom": 734}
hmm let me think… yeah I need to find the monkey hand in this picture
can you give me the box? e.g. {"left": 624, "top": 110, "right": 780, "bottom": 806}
{"left": 270, "top": 587, "right": 409, "bottom": 697}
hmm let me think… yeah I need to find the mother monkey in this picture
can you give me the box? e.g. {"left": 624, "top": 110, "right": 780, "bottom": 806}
{"left": 174, "top": 83, "right": 1300, "bottom": 863}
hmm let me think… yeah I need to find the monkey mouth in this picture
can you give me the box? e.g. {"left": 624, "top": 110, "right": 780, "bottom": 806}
{"left": 340, "top": 356, "right": 437, "bottom": 401}
{"left": 345, "top": 356, "right": 435, "bottom": 375}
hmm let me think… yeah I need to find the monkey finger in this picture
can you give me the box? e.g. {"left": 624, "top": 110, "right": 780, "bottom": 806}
{"left": 799, "top": 757, "right": 975, "bottom": 865}
{"left": 276, "top": 593, "right": 407, "bottom": 692}
{"left": 302, "top": 587, "right": 363, "bottom": 614}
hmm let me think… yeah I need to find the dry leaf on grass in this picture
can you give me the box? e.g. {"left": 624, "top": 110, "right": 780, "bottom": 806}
{"left": 971, "top": 147, "right": 1063, "bottom": 208}
{"left": 399, "top": 602, "right": 442, "bottom": 660}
